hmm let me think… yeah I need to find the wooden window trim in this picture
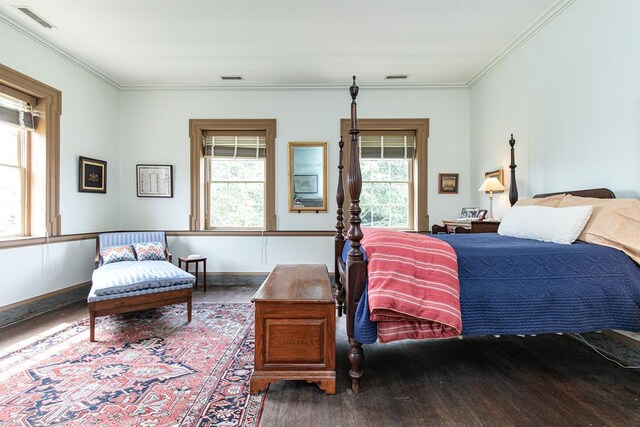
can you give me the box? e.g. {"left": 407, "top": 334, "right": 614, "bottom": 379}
{"left": 189, "top": 119, "right": 277, "bottom": 231}
{"left": 0, "top": 64, "right": 61, "bottom": 238}
{"left": 340, "top": 118, "right": 429, "bottom": 232}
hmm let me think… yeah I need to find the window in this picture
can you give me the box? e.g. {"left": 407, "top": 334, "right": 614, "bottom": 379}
{"left": 0, "top": 87, "right": 35, "bottom": 238}
{"left": 205, "top": 134, "right": 266, "bottom": 229}
{"left": 0, "top": 123, "right": 27, "bottom": 237}
{"left": 359, "top": 133, "right": 415, "bottom": 228}
{"left": 340, "top": 119, "right": 429, "bottom": 232}
{"left": 189, "top": 119, "right": 276, "bottom": 231}
{"left": 0, "top": 64, "right": 61, "bottom": 242}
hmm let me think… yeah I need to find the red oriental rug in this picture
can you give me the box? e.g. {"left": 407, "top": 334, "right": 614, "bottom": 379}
{"left": 0, "top": 303, "right": 264, "bottom": 426}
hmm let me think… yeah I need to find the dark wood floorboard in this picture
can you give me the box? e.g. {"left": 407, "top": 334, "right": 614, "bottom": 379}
{"left": 2, "top": 282, "right": 639, "bottom": 427}
{"left": 261, "top": 317, "right": 640, "bottom": 427}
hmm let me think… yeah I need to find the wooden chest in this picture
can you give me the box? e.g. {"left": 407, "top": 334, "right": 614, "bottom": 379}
{"left": 250, "top": 264, "right": 336, "bottom": 394}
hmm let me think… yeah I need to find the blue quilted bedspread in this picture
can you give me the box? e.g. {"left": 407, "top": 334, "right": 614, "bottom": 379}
{"left": 348, "top": 233, "right": 640, "bottom": 343}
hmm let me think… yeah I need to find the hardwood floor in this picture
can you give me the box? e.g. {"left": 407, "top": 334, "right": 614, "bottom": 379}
{"left": 2, "top": 282, "right": 639, "bottom": 426}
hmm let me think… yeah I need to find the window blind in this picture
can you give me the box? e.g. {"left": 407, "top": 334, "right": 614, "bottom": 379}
{"left": 0, "top": 92, "right": 35, "bottom": 130}
{"left": 203, "top": 132, "right": 266, "bottom": 158}
{"left": 359, "top": 131, "right": 416, "bottom": 159}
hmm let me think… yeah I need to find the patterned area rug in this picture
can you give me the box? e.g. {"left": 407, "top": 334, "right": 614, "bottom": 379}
{"left": 0, "top": 303, "right": 264, "bottom": 426}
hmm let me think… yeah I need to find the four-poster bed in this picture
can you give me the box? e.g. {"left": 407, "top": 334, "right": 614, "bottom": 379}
{"left": 334, "top": 77, "right": 640, "bottom": 393}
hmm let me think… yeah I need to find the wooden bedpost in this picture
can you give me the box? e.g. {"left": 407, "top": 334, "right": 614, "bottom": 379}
{"left": 509, "top": 134, "right": 519, "bottom": 206}
{"left": 335, "top": 136, "right": 346, "bottom": 316}
{"left": 346, "top": 76, "right": 366, "bottom": 393}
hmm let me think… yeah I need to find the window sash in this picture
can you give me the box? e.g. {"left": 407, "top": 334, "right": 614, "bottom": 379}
{"left": 205, "top": 157, "right": 267, "bottom": 229}
{"left": 360, "top": 158, "right": 414, "bottom": 229}
{"left": 0, "top": 143, "right": 27, "bottom": 237}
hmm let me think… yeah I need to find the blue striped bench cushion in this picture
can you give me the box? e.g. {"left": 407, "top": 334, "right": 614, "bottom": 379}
{"left": 89, "top": 260, "right": 195, "bottom": 302}
{"left": 87, "top": 283, "right": 193, "bottom": 303}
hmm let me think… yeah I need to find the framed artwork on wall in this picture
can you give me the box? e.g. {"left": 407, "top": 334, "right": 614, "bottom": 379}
{"left": 484, "top": 168, "right": 505, "bottom": 193}
{"left": 438, "top": 173, "right": 459, "bottom": 194}
{"left": 136, "top": 164, "right": 173, "bottom": 198}
{"left": 78, "top": 156, "right": 107, "bottom": 193}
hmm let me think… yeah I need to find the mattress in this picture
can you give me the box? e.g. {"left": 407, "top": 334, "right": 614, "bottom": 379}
{"left": 347, "top": 233, "right": 640, "bottom": 342}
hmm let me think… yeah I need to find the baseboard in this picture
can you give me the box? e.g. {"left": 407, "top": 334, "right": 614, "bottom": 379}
{"left": 205, "top": 273, "right": 268, "bottom": 286}
{"left": 572, "top": 331, "right": 640, "bottom": 367}
{"left": 0, "top": 282, "right": 91, "bottom": 329}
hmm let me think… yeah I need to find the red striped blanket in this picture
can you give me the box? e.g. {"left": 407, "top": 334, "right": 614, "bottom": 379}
{"left": 361, "top": 228, "right": 461, "bottom": 343}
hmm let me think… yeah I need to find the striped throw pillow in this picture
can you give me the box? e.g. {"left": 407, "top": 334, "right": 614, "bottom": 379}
{"left": 100, "top": 244, "right": 136, "bottom": 265}
{"left": 134, "top": 241, "right": 166, "bottom": 261}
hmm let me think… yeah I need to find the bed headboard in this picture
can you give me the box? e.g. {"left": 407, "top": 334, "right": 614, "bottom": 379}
{"left": 533, "top": 188, "right": 616, "bottom": 199}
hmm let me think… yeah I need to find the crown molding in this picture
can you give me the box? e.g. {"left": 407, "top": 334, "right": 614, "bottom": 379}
{"left": 0, "top": 10, "right": 121, "bottom": 90}
{"left": 466, "top": 0, "right": 575, "bottom": 87}
{"left": 119, "top": 82, "right": 469, "bottom": 91}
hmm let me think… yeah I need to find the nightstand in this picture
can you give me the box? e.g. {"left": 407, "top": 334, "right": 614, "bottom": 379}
{"left": 469, "top": 220, "right": 500, "bottom": 233}
{"left": 432, "top": 220, "right": 500, "bottom": 234}
{"left": 178, "top": 256, "right": 207, "bottom": 292}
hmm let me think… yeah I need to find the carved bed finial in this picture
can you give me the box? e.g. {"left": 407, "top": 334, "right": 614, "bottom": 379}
{"left": 350, "top": 76, "right": 359, "bottom": 100}
{"left": 509, "top": 134, "right": 518, "bottom": 206}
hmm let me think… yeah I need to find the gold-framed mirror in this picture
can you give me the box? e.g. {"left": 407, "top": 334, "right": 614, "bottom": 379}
{"left": 288, "top": 142, "right": 328, "bottom": 212}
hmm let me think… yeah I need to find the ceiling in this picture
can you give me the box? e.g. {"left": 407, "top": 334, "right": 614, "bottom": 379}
{"left": 0, "top": 0, "right": 565, "bottom": 88}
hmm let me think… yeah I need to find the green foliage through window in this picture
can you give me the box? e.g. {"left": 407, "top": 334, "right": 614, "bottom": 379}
{"left": 0, "top": 123, "right": 24, "bottom": 237}
{"left": 360, "top": 159, "right": 410, "bottom": 228}
{"left": 208, "top": 159, "right": 265, "bottom": 228}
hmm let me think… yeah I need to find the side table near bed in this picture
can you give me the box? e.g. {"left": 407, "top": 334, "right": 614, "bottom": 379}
{"left": 178, "top": 255, "right": 207, "bottom": 292}
{"left": 432, "top": 220, "right": 501, "bottom": 234}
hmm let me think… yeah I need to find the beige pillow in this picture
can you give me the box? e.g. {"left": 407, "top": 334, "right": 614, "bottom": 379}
{"left": 558, "top": 194, "right": 640, "bottom": 264}
{"left": 514, "top": 194, "right": 566, "bottom": 208}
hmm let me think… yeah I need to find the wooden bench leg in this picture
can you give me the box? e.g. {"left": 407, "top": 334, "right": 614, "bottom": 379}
{"left": 187, "top": 297, "right": 192, "bottom": 323}
{"left": 89, "top": 311, "right": 96, "bottom": 342}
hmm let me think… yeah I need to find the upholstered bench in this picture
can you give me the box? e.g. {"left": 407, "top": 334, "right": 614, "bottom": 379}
{"left": 88, "top": 231, "right": 195, "bottom": 342}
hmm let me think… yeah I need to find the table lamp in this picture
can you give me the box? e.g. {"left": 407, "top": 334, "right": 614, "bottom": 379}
{"left": 478, "top": 177, "right": 505, "bottom": 220}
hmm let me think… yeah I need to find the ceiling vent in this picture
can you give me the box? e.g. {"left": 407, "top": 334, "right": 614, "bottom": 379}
{"left": 13, "top": 6, "right": 55, "bottom": 29}
{"left": 220, "top": 76, "right": 244, "bottom": 81}
{"left": 385, "top": 74, "right": 408, "bottom": 80}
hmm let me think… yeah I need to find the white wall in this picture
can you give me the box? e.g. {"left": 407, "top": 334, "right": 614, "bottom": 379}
{"left": 0, "top": 20, "right": 121, "bottom": 234}
{"left": 470, "top": 0, "right": 640, "bottom": 218}
{"left": 119, "top": 88, "right": 471, "bottom": 231}
{"left": 0, "top": 240, "right": 95, "bottom": 306}
{"left": 118, "top": 88, "right": 469, "bottom": 273}
{"left": 168, "top": 235, "right": 334, "bottom": 273}
{"left": 0, "top": 18, "right": 120, "bottom": 306}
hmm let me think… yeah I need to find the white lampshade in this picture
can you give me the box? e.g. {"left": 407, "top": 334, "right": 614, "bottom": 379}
{"left": 478, "top": 177, "right": 505, "bottom": 192}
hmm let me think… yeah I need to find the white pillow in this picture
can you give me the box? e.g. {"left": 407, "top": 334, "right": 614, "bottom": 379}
{"left": 498, "top": 205, "right": 593, "bottom": 244}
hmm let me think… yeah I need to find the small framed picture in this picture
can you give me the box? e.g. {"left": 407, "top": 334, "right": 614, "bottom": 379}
{"left": 79, "top": 156, "right": 107, "bottom": 193}
{"left": 293, "top": 174, "right": 318, "bottom": 194}
{"left": 484, "top": 169, "right": 505, "bottom": 193}
{"left": 137, "top": 164, "right": 173, "bottom": 198}
{"left": 459, "top": 207, "right": 480, "bottom": 219}
{"left": 438, "top": 173, "right": 459, "bottom": 194}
